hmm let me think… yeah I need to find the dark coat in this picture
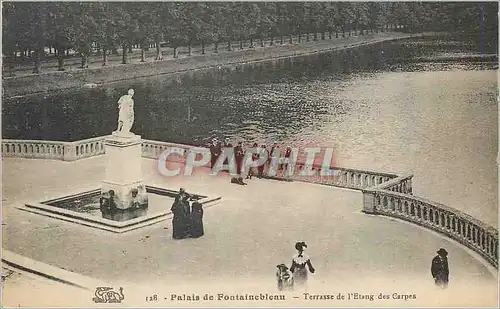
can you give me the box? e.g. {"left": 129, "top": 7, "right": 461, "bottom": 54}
{"left": 210, "top": 143, "right": 222, "bottom": 156}
{"left": 431, "top": 255, "right": 449, "bottom": 283}
{"left": 190, "top": 202, "right": 204, "bottom": 238}
{"left": 171, "top": 197, "right": 191, "bottom": 239}
{"left": 234, "top": 145, "right": 244, "bottom": 161}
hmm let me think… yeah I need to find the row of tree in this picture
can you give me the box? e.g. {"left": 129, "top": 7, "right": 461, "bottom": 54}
{"left": 2, "top": 2, "right": 498, "bottom": 73}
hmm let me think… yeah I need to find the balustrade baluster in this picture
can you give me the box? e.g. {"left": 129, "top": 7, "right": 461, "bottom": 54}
{"left": 486, "top": 235, "right": 491, "bottom": 254}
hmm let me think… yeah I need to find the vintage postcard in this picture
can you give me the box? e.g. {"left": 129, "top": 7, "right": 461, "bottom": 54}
{"left": 1, "top": 1, "right": 499, "bottom": 307}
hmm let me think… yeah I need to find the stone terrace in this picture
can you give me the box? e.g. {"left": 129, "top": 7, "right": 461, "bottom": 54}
{"left": 2, "top": 156, "right": 498, "bottom": 306}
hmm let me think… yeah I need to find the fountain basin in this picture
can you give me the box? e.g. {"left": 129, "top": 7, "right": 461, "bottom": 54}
{"left": 19, "top": 185, "right": 221, "bottom": 233}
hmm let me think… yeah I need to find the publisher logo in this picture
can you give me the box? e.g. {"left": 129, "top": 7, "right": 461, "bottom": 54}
{"left": 93, "top": 287, "right": 125, "bottom": 303}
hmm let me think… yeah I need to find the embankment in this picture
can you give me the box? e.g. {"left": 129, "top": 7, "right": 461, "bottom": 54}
{"left": 2, "top": 32, "right": 425, "bottom": 99}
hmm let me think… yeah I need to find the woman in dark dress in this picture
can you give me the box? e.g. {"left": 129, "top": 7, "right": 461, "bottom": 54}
{"left": 171, "top": 189, "right": 191, "bottom": 239}
{"left": 190, "top": 200, "right": 204, "bottom": 238}
{"left": 290, "top": 241, "right": 315, "bottom": 288}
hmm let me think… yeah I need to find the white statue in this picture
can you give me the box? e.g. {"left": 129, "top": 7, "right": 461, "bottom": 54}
{"left": 116, "top": 89, "right": 135, "bottom": 134}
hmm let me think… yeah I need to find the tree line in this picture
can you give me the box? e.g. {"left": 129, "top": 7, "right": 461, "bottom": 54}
{"left": 2, "top": 1, "right": 498, "bottom": 73}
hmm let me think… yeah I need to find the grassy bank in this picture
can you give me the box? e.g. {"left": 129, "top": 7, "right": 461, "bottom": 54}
{"left": 2, "top": 32, "right": 424, "bottom": 98}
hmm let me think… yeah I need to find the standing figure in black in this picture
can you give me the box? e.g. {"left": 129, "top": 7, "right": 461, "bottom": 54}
{"left": 431, "top": 248, "right": 449, "bottom": 288}
{"left": 209, "top": 138, "right": 221, "bottom": 169}
{"left": 171, "top": 188, "right": 191, "bottom": 239}
{"left": 234, "top": 141, "right": 244, "bottom": 177}
{"left": 190, "top": 199, "right": 204, "bottom": 238}
{"left": 222, "top": 138, "right": 233, "bottom": 167}
{"left": 290, "top": 241, "right": 315, "bottom": 289}
{"left": 282, "top": 146, "right": 292, "bottom": 171}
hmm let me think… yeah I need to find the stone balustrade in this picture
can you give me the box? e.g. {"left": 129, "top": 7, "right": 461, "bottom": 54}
{"left": 1, "top": 136, "right": 109, "bottom": 161}
{"left": 1, "top": 139, "right": 66, "bottom": 160}
{"left": 372, "top": 174, "right": 413, "bottom": 194}
{"left": 364, "top": 189, "right": 499, "bottom": 269}
{"left": 141, "top": 139, "right": 195, "bottom": 161}
{"left": 73, "top": 136, "right": 108, "bottom": 159}
{"left": 65, "top": 136, "right": 108, "bottom": 161}
{"left": 278, "top": 163, "right": 399, "bottom": 190}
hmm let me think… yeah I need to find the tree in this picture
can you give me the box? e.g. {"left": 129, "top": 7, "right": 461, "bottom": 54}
{"left": 46, "top": 2, "right": 76, "bottom": 71}
{"left": 73, "top": 3, "right": 98, "bottom": 69}
{"left": 162, "top": 2, "right": 184, "bottom": 58}
{"left": 134, "top": 2, "right": 156, "bottom": 62}
{"left": 113, "top": 4, "right": 138, "bottom": 64}
{"left": 2, "top": 2, "right": 19, "bottom": 75}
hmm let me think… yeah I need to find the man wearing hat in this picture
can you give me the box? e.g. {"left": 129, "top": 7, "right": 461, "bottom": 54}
{"left": 209, "top": 138, "right": 222, "bottom": 169}
{"left": 234, "top": 141, "right": 245, "bottom": 177}
{"left": 431, "top": 248, "right": 449, "bottom": 288}
{"left": 222, "top": 138, "right": 233, "bottom": 167}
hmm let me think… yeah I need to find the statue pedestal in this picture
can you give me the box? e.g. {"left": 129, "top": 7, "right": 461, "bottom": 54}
{"left": 101, "top": 132, "right": 147, "bottom": 211}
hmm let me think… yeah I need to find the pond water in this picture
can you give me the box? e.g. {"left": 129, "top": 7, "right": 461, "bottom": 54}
{"left": 2, "top": 34, "right": 498, "bottom": 225}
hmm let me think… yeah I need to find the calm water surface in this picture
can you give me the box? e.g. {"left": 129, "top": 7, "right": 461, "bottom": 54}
{"left": 2, "top": 35, "right": 498, "bottom": 224}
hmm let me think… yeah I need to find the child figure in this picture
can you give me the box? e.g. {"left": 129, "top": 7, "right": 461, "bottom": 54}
{"left": 276, "top": 264, "right": 294, "bottom": 291}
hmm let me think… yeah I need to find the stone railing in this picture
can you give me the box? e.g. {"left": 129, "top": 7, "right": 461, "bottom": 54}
{"left": 1, "top": 136, "right": 108, "bottom": 161}
{"left": 1, "top": 139, "right": 67, "bottom": 160}
{"left": 67, "top": 136, "right": 108, "bottom": 160}
{"left": 273, "top": 164, "right": 398, "bottom": 190}
{"left": 141, "top": 139, "right": 196, "bottom": 161}
{"left": 362, "top": 189, "right": 499, "bottom": 268}
{"left": 372, "top": 174, "right": 413, "bottom": 194}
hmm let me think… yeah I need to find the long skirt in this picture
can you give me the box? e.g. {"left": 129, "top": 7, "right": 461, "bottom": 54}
{"left": 172, "top": 215, "right": 189, "bottom": 239}
{"left": 293, "top": 267, "right": 308, "bottom": 286}
{"left": 190, "top": 212, "right": 204, "bottom": 238}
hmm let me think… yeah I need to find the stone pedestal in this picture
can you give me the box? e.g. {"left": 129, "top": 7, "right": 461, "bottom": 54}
{"left": 101, "top": 132, "right": 147, "bottom": 211}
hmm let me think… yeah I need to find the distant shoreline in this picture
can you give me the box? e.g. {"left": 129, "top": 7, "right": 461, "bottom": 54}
{"left": 3, "top": 32, "right": 434, "bottom": 99}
